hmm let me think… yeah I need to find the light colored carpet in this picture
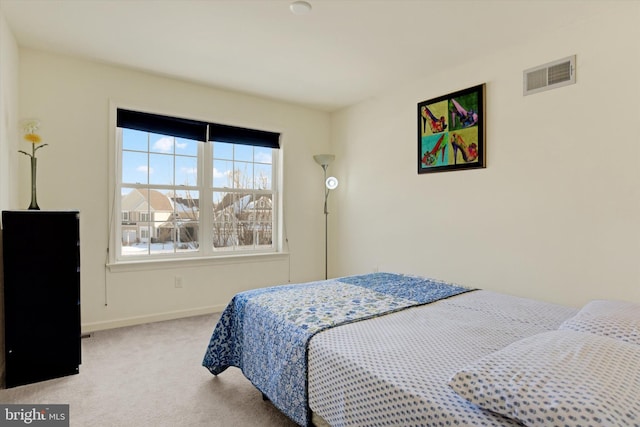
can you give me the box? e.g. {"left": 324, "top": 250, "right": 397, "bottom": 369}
{"left": 0, "top": 313, "right": 298, "bottom": 426}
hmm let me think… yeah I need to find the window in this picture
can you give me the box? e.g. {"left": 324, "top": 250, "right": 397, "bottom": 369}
{"left": 113, "top": 108, "right": 280, "bottom": 262}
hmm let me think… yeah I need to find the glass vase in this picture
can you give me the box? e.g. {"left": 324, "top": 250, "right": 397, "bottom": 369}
{"left": 28, "top": 156, "right": 40, "bottom": 210}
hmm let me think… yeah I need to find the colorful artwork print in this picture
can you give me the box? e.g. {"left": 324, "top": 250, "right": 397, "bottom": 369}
{"left": 418, "top": 84, "right": 485, "bottom": 174}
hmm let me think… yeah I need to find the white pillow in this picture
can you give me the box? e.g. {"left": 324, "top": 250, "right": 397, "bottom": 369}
{"left": 559, "top": 299, "right": 640, "bottom": 345}
{"left": 449, "top": 330, "right": 640, "bottom": 426}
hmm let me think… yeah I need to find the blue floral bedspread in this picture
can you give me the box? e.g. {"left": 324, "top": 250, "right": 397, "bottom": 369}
{"left": 202, "top": 272, "right": 474, "bottom": 426}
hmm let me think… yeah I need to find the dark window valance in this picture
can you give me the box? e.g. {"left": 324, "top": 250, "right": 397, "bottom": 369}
{"left": 117, "top": 109, "right": 208, "bottom": 142}
{"left": 117, "top": 108, "right": 280, "bottom": 148}
{"left": 209, "top": 123, "right": 280, "bottom": 149}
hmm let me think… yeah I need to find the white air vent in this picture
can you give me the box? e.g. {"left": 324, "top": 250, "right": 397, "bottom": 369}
{"left": 523, "top": 55, "right": 575, "bottom": 96}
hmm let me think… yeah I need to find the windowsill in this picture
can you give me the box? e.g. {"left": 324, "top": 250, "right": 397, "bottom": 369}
{"left": 106, "top": 251, "right": 290, "bottom": 273}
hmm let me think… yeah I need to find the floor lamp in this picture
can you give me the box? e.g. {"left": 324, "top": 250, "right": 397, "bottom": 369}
{"left": 313, "top": 154, "right": 339, "bottom": 280}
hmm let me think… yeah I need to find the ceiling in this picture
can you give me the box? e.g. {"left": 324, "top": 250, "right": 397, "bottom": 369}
{"left": 1, "top": 0, "right": 604, "bottom": 112}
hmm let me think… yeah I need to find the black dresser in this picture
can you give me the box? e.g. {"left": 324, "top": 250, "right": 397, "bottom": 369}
{"left": 2, "top": 210, "right": 81, "bottom": 388}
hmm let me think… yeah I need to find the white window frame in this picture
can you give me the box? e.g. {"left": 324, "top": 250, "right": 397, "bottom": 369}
{"left": 107, "top": 103, "right": 284, "bottom": 269}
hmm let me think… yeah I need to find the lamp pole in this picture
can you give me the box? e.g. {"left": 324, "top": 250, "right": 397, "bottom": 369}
{"left": 313, "top": 154, "right": 337, "bottom": 281}
{"left": 321, "top": 163, "right": 329, "bottom": 280}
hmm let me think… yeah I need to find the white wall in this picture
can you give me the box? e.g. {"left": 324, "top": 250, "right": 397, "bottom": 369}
{"left": 330, "top": 2, "right": 640, "bottom": 307}
{"left": 0, "top": 8, "right": 19, "bottom": 209}
{"left": 17, "top": 50, "right": 331, "bottom": 331}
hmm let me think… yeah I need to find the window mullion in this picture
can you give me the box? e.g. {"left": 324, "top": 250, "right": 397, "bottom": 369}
{"left": 272, "top": 150, "right": 279, "bottom": 252}
{"left": 112, "top": 128, "right": 124, "bottom": 264}
{"left": 200, "top": 141, "right": 214, "bottom": 256}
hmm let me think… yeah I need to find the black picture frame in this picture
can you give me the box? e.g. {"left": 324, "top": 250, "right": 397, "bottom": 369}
{"left": 417, "top": 83, "right": 485, "bottom": 174}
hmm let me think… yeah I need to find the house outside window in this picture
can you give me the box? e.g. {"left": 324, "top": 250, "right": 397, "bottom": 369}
{"left": 112, "top": 108, "right": 281, "bottom": 263}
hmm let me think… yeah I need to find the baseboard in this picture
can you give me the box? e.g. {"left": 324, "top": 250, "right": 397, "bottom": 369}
{"left": 81, "top": 305, "right": 225, "bottom": 333}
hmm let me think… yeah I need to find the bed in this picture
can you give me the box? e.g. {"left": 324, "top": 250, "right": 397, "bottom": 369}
{"left": 202, "top": 272, "right": 640, "bottom": 427}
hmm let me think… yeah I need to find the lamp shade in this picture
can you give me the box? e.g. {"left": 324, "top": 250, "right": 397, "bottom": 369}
{"left": 325, "top": 176, "right": 339, "bottom": 190}
{"left": 290, "top": 0, "right": 312, "bottom": 15}
{"left": 313, "top": 154, "right": 335, "bottom": 167}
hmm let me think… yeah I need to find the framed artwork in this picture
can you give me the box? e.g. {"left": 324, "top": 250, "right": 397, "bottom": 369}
{"left": 417, "top": 83, "right": 485, "bottom": 174}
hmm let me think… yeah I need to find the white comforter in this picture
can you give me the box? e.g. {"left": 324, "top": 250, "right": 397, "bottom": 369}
{"left": 308, "top": 290, "right": 577, "bottom": 426}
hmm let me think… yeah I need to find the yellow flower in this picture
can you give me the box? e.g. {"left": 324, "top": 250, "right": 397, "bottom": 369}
{"left": 24, "top": 133, "right": 42, "bottom": 144}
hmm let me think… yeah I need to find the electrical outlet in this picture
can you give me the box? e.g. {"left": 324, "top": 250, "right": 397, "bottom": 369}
{"left": 174, "top": 276, "right": 183, "bottom": 288}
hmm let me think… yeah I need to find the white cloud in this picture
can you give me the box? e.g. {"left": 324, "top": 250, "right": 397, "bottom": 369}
{"left": 137, "top": 165, "right": 153, "bottom": 174}
{"left": 152, "top": 137, "right": 189, "bottom": 153}
{"left": 255, "top": 152, "right": 272, "bottom": 163}
{"left": 153, "top": 137, "right": 174, "bottom": 153}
